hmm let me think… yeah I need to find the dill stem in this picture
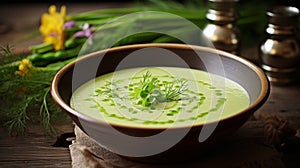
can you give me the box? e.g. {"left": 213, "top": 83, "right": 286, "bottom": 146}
{"left": 40, "top": 88, "right": 51, "bottom": 127}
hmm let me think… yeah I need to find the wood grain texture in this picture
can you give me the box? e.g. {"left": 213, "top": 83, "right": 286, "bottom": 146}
{"left": 0, "top": 125, "right": 74, "bottom": 168}
{"left": 0, "top": 2, "right": 300, "bottom": 167}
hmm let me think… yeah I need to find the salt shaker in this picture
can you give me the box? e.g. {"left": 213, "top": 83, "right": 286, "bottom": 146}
{"left": 203, "top": 0, "right": 241, "bottom": 55}
{"left": 259, "top": 6, "right": 300, "bottom": 85}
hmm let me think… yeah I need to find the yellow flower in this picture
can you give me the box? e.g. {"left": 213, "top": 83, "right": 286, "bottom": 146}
{"left": 15, "top": 59, "right": 33, "bottom": 77}
{"left": 39, "top": 5, "right": 66, "bottom": 51}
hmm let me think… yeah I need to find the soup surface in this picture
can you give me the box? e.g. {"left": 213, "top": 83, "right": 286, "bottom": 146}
{"left": 71, "top": 67, "right": 250, "bottom": 128}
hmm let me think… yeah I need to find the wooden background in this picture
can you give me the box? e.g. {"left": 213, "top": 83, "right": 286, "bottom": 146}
{"left": 0, "top": 2, "right": 299, "bottom": 167}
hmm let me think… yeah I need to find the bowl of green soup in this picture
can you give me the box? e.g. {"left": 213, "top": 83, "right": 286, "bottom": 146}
{"left": 51, "top": 43, "right": 270, "bottom": 163}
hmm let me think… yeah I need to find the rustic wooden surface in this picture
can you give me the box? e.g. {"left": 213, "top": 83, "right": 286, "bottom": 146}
{"left": 1, "top": 2, "right": 300, "bottom": 168}
{"left": 0, "top": 124, "right": 74, "bottom": 168}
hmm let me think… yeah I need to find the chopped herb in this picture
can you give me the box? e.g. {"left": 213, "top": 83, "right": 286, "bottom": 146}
{"left": 133, "top": 71, "right": 187, "bottom": 109}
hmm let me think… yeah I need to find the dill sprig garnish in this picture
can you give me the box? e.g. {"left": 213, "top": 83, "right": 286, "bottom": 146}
{"left": 165, "top": 79, "right": 187, "bottom": 102}
{"left": 133, "top": 71, "right": 187, "bottom": 109}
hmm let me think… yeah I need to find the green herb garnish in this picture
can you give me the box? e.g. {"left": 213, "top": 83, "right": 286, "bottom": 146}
{"left": 133, "top": 71, "right": 187, "bottom": 109}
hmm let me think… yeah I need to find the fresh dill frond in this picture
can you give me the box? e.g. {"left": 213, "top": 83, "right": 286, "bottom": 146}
{"left": 141, "top": 71, "right": 153, "bottom": 85}
{"left": 132, "top": 71, "right": 187, "bottom": 109}
{"left": 0, "top": 50, "right": 67, "bottom": 135}
{"left": 165, "top": 79, "right": 187, "bottom": 102}
{"left": 4, "top": 96, "right": 31, "bottom": 134}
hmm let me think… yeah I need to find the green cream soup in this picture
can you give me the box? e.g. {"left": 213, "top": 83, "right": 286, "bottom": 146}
{"left": 70, "top": 67, "right": 250, "bottom": 128}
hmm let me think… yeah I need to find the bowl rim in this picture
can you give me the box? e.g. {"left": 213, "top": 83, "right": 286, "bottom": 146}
{"left": 51, "top": 43, "right": 270, "bottom": 130}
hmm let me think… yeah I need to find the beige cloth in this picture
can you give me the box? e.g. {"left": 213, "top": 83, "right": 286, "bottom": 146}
{"left": 69, "top": 114, "right": 291, "bottom": 168}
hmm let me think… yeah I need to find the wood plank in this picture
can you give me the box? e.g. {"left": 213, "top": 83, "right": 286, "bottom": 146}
{"left": 256, "top": 83, "right": 300, "bottom": 129}
{"left": 0, "top": 124, "right": 74, "bottom": 167}
{"left": 0, "top": 2, "right": 300, "bottom": 167}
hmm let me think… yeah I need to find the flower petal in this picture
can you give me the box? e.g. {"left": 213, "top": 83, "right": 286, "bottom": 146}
{"left": 74, "top": 29, "right": 93, "bottom": 38}
{"left": 63, "top": 20, "right": 75, "bottom": 29}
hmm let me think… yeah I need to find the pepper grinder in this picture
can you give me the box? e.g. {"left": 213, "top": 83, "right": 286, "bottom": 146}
{"left": 203, "top": 0, "right": 241, "bottom": 55}
{"left": 259, "top": 6, "right": 300, "bottom": 85}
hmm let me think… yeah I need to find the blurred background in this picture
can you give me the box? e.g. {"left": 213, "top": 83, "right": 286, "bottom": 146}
{"left": 1, "top": 0, "right": 299, "bottom": 7}
{"left": 0, "top": 0, "right": 299, "bottom": 54}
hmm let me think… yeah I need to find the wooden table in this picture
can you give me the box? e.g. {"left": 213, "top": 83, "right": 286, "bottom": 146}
{"left": 1, "top": 2, "right": 300, "bottom": 167}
